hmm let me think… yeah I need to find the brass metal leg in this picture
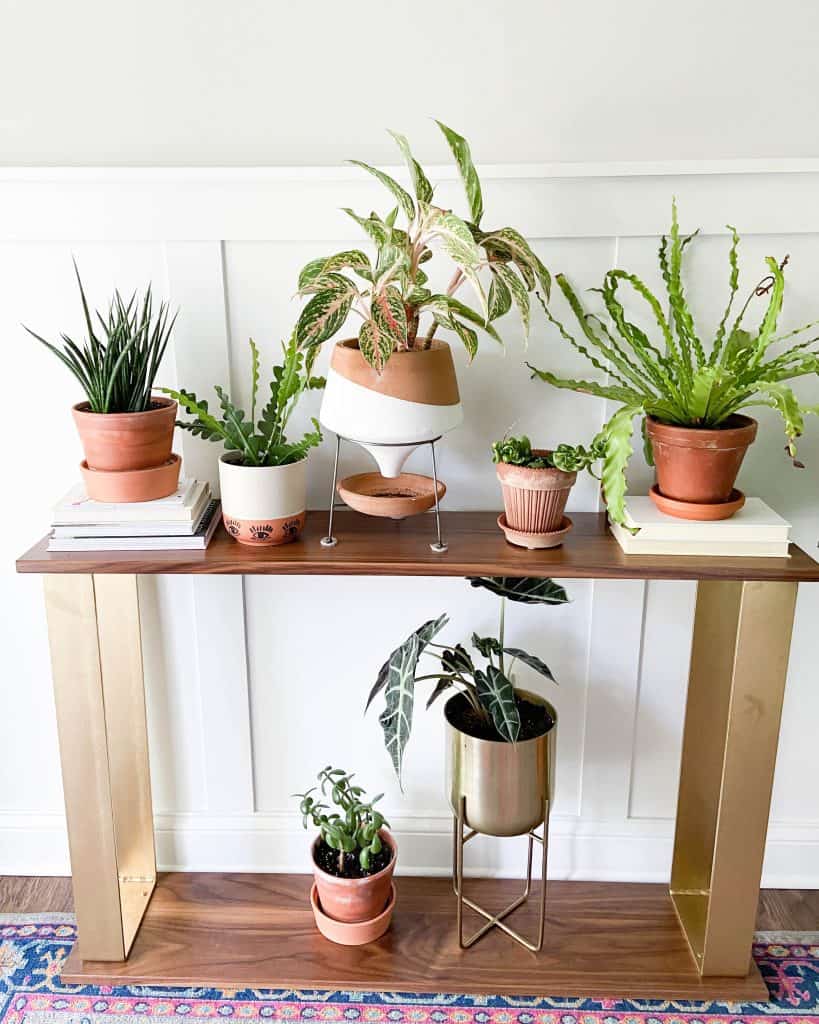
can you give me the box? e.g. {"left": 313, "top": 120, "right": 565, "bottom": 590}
{"left": 44, "top": 574, "right": 156, "bottom": 961}
{"left": 670, "top": 580, "right": 798, "bottom": 977}
{"left": 453, "top": 796, "right": 550, "bottom": 952}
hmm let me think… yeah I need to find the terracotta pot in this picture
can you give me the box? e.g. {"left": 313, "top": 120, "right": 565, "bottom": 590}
{"left": 312, "top": 829, "right": 396, "bottom": 925}
{"left": 646, "top": 415, "right": 758, "bottom": 506}
{"left": 320, "top": 339, "right": 463, "bottom": 477}
{"left": 337, "top": 472, "right": 446, "bottom": 519}
{"left": 81, "top": 454, "right": 181, "bottom": 503}
{"left": 445, "top": 690, "right": 556, "bottom": 837}
{"left": 496, "top": 451, "right": 577, "bottom": 534}
{"left": 218, "top": 453, "right": 307, "bottom": 545}
{"left": 72, "top": 397, "right": 177, "bottom": 472}
{"left": 310, "top": 882, "right": 396, "bottom": 946}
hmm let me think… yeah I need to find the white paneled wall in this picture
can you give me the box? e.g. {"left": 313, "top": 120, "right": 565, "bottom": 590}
{"left": 1, "top": 165, "right": 817, "bottom": 883}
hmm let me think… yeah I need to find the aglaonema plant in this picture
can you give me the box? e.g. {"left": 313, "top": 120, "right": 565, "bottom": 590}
{"left": 528, "top": 202, "right": 819, "bottom": 526}
{"left": 366, "top": 576, "right": 569, "bottom": 787}
{"left": 294, "top": 122, "right": 551, "bottom": 371}
{"left": 163, "top": 332, "right": 324, "bottom": 466}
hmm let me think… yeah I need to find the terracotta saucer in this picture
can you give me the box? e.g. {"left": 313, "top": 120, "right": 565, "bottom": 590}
{"left": 497, "top": 512, "right": 573, "bottom": 549}
{"left": 81, "top": 454, "right": 181, "bottom": 503}
{"left": 338, "top": 472, "right": 446, "bottom": 519}
{"left": 648, "top": 484, "right": 746, "bottom": 521}
{"left": 310, "top": 882, "right": 396, "bottom": 946}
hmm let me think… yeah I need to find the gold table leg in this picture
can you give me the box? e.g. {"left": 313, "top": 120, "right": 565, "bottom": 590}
{"left": 44, "top": 574, "right": 156, "bottom": 961}
{"left": 670, "top": 579, "right": 798, "bottom": 977}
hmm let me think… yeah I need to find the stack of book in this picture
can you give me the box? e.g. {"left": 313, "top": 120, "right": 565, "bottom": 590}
{"left": 48, "top": 478, "right": 220, "bottom": 552}
{"left": 610, "top": 497, "right": 790, "bottom": 557}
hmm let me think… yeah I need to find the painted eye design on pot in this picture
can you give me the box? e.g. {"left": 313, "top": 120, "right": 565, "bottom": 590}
{"left": 282, "top": 519, "right": 301, "bottom": 537}
{"left": 250, "top": 524, "right": 274, "bottom": 540}
{"left": 225, "top": 519, "right": 241, "bottom": 536}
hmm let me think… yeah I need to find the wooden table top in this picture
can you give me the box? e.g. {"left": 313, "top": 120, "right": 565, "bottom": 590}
{"left": 16, "top": 510, "right": 819, "bottom": 581}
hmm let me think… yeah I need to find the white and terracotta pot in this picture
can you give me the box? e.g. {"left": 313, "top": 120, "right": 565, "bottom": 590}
{"left": 319, "top": 339, "right": 463, "bottom": 477}
{"left": 496, "top": 452, "right": 577, "bottom": 534}
{"left": 218, "top": 453, "right": 307, "bottom": 546}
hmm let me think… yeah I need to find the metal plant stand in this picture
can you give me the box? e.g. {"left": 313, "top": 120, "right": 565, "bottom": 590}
{"left": 452, "top": 795, "right": 550, "bottom": 952}
{"left": 321, "top": 432, "right": 448, "bottom": 552}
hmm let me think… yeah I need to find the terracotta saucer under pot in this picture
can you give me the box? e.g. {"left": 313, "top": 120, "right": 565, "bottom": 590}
{"left": 338, "top": 472, "right": 446, "bottom": 519}
{"left": 649, "top": 483, "right": 746, "bottom": 521}
{"left": 310, "top": 882, "right": 396, "bottom": 946}
{"left": 497, "top": 512, "right": 573, "bottom": 549}
{"left": 80, "top": 453, "right": 181, "bottom": 503}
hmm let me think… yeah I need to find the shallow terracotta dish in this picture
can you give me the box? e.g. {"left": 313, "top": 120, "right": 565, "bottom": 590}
{"left": 649, "top": 483, "right": 745, "bottom": 521}
{"left": 81, "top": 453, "right": 181, "bottom": 503}
{"left": 310, "top": 881, "right": 396, "bottom": 946}
{"left": 338, "top": 472, "right": 446, "bottom": 519}
{"left": 497, "top": 512, "right": 573, "bottom": 549}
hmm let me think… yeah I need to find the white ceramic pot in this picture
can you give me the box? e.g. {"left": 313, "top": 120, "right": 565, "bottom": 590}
{"left": 319, "top": 339, "right": 463, "bottom": 477}
{"left": 218, "top": 453, "right": 307, "bottom": 546}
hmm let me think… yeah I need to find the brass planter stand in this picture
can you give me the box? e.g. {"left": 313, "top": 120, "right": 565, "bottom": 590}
{"left": 453, "top": 796, "right": 550, "bottom": 951}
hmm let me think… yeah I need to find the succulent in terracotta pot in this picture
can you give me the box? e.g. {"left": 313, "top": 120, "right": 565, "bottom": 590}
{"left": 25, "top": 262, "right": 180, "bottom": 501}
{"left": 164, "top": 334, "right": 324, "bottom": 545}
{"left": 296, "top": 766, "right": 396, "bottom": 945}
{"left": 293, "top": 122, "right": 551, "bottom": 478}
{"left": 528, "top": 202, "right": 819, "bottom": 523}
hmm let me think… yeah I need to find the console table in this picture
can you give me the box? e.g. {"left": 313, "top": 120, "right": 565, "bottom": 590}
{"left": 17, "top": 511, "right": 819, "bottom": 1000}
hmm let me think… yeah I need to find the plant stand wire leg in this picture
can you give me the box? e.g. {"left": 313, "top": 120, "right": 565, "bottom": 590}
{"left": 453, "top": 795, "right": 549, "bottom": 952}
{"left": 429, "top": 439, "right": 447, "bottom": 553}
{"left": 321, "top": 434, "right": 342, "bottom": 548}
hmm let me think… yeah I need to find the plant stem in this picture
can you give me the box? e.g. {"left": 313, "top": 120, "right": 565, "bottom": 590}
{"left": 421, "top": 268, "right": 466, "bottom": 348}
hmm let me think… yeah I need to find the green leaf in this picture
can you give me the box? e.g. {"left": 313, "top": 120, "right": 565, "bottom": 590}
{"left": 298, "top": 250, "right": 370, "bottom": 291}
{"left": 468, "top": 577, "right": 570, "bottom": 605}
{"left": 502, "top": 647, "right": 555, "bottom": 682}
{"left": 435, "top": 120, "right": 484, "bottom": 225}
{"left": 388, "top": 130, "right": 433, "bottom": 204}
{"left": 358, "top": 318, "right": 393, "bottom": 372}
{"left": 599, "top": 405, "right": 642, "bottom": 529}
{"left": 377, "top": 632, "right": 420, "bottom": 786}
{"left": 488, "top": 273, "right": 512, "bottom": 321}
{"left": 492, "top": 264, "right": 530, "bottom": 338}
{"left": 441, "top": 643, "right": 474, "bottom": 675}
{"left": 528, "top": 364, "right": 646, "bottom": 408}
{"left": 248, "top": 338, "right": 260, "bottom": 424}
{"left": 472, "top": 633, "right": 502, "bottom": 658}
{"left": 348, "top": 160, "right": 416, "bottom": 221}
{"left": 372, "top": 285, "right": 408, "bottom": 350}
{"left": 366, "top": 614, "right": 449, "bottom": 713}
{"left": 341, "top": 207, "right": 391, "bottom": 246}
{"left": 296, "top": 285, "right": 355, "bottom": 349}
{"left": 475, "top": 665, "right": 520, "bottom": 742}
{"left": 482, "top": 228, "right": 551, "bottom": 298}
{"left": 688, "top": 365, "right": 721, "bottom": 422}
{"left": 744, "top": 381, "right": 805, "bottom": 456}
{"left": 425, "top": 294, "right": 502, "bottom": 343}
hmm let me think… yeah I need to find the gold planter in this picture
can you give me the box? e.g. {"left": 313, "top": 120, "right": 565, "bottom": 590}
{"left": 445, "top": 689, "right": 557, "bottom": 837}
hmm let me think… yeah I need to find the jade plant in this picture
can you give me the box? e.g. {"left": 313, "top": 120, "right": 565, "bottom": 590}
{"left": 294, "top": 122, "right": 550, "bottom": 371}
{"left": 163, "top": 333, "right": 324, "bottom": 466}
{"left": 296, "top": 766, "right": 389, "bottom": 873}
{"left": 491, "top": 434, "right": 605, "bottom": 473}
{"left": 366, "top": 576, "right": 569, "bottom": 785}
{"left": 25, "top": 261, "right": 177, "bottom": 413}
{"left": 528, "top": 202, "right": 819, "bottom": 525}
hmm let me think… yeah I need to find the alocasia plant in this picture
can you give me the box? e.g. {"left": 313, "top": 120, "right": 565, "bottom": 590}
{"left": 528, "top": 202, "right": 819, "bottom": 525}
{"left": 294, "top": 122, "right": 551, "bottom": 371}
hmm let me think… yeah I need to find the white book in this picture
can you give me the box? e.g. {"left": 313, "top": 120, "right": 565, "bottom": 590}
{"left": 53, "top": 479, "right": 209, "bottom": 525}
{"left": 620, "top": 497, "right": 790, "bottom": 543}
{"left": 48, "top": 501, "right": 221, "bottom": 552}
{"left": 51, "top": 489, "right": 211, "bottom": 537}
{"left": 610, "top": 521, "right": 790, "bottom": 558}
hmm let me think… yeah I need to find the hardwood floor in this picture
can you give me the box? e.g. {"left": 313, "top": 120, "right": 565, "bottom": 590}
{"left": 2, "top": 875, "right": 817, "bottom": 930}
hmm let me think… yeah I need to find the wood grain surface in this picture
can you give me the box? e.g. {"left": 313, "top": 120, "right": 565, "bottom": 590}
{"left": 60, "top": 872, "right": 769, "bottom": 1000}
{"left": 16, "top": 511, "right": 819, "bottom": 581}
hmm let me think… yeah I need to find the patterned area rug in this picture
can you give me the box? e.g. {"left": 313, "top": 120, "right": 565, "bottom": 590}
{"left": 2, "top": 915, "right": 819, "bottom": 1023}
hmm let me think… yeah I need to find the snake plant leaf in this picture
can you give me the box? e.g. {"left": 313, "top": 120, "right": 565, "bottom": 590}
{"left": 502, "top": 647, "right": 555, "bottom": 682}
{"left": 475, "top": 665, "right": 520, "bottom": 742}
{"left": 435, "top": 120, "right": 484, "bottom": 226}
{"left": 599, "top": 405, "right": 642, "bottom": 529}
{"left": 492, "top": 263, "right": 530, "bottom": 339}
{"left": 472, "top": 633, "right": 502, "bottom": 658}
{"left": 295, "top": 283, "right": 355, "bottom": 349}
{"left": 488, "top": 271, "right": 512, "bottom": 321}
{"left": 358, "top": 318, "right": 393, "bottom": 372}
{"left": 348, "top": 160, "right": 416, "bottom": 221}
{"left": 388, "top": 130, "right": 434, "bottom": 204}
{"left": 468, "top": 577, "right": 570, "bottom": 605}
{"left": 298, "top": 251, "right": 371, "bottom": 291}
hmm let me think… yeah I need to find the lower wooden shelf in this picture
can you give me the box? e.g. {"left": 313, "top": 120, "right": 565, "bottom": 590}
{"left": 61, "top": 873, "right": 768, "bottom": 1001}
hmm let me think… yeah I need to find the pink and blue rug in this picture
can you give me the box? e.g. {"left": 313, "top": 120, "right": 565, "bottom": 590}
{"left": 2, "top": 915, "right": 818, "bottom": 1024}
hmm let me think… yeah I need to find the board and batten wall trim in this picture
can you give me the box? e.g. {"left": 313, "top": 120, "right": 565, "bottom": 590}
{"left": 1, "top": 162, "right": 817, "bottom": 885}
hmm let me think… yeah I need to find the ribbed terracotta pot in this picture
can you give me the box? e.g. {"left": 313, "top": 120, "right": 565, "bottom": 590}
{"left": 646, "top": 414, "right": 758, "bottom": 507}
{"left": 312, "top": 829, "right": 396, "bottom": 925}
{"left": 72, "top": 397, "right": 177, "bottom": 472}
{"left": 320, "top": 339, "right": 463, "bottom": 477}
{"left": 496, "top": 452, "right": 577, "bottom": 534}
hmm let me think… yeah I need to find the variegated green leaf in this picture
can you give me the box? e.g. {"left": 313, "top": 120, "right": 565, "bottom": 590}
{"left": 341, "top": 207, "right": 390, "bottom": 246}
{"left": 373, "top": 285, "right": 408, "bottom": 349}
{"left": 388, "top": 130, "right": 433, "bottom": 204}
{"left": 298, "top": 250, "right": 370, "bottom": 291}
{"left": 443, "top": 315, "right": 478, "bottom": 360}
{"left": 503, "top": 647, "right": 556, "bottom": 682}
{"left": 492, "top": 263, "right": 530, "bottom": 338}
{"left": 482, "top": 227, "right": 550, "bottom": 297}
{"left": 468, "top": 577, "right": 570, "bottom": 605}
{"left": 475, "top": 665, "right": 520, "bottom": 742}
{"left": 425, "top": 294, "right": 501, "bottom": 342}
{"left": 296, "top": 285, "right": 354, "bottom": 349}
{"left": 378, "top": 632, "right": 420, "bottom": 785}
{"left": 435, "top": 120, "right": 484, "bottom": 225}
{"left": 358, "top": 318, "right": 394, "bottom": 372}
{"left": 488, "top": 272, "right": 512, "bottom": 320}
{"left": 348, "top": 160, "right": 416, "bottom": 221}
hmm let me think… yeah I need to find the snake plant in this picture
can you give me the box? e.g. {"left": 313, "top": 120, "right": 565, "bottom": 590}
{"left": 528, "top": 202, "right": 819, "bottom": 526}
